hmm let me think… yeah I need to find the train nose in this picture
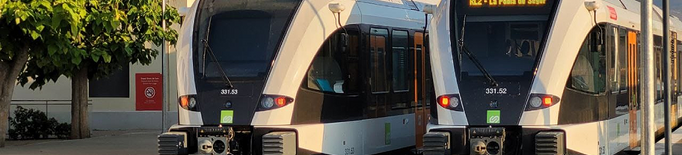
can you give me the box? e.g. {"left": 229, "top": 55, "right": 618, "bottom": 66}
{"left": 424, "top": 128, "right": 567, "bottom": 155}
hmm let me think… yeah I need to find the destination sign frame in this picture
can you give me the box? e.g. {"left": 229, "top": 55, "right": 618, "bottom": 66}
{"left": 469, "top": 0, "right": 548, "bottom": 8}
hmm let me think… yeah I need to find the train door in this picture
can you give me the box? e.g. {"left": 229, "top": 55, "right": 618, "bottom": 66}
{"left": 413, "top": 32, "right": 429, "bottom": 147}
{"left": 627, "top": 30, "right": 639, "bottom": 149}
{"left": 369, "top": 28, "right": 390, "bottom": 118}
{"left": 608, "top": 26, "right": 631, "bottom": 152}
{"left": 367, "top": 27, "right": 424, "bottom": 152}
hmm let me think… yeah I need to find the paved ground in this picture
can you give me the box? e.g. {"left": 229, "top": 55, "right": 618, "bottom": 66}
{"left": 0, "top": 130, "right": 159, "bottom": 155}
{"left": 1, "top": 129, "right": 682, "bottom": 155}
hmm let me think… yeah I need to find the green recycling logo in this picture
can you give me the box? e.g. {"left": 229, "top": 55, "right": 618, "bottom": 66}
{"left": 220, "top": 110, "right": 234, "bottom": 124}
{"left": 487, "top": 110, "right": 501, "bottom": 124}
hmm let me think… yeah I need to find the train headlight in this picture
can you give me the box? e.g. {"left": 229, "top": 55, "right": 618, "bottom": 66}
{"left": 525, "top": 94, "right": 560, "bottom": 111}
{"left": 189, "top": 97, "right": 197, "bottom": 109}
{"left": 450, "top": 97, "right": 460, "bottom": 109}
{"left": 258, "top": 95, "right": 294, "bottom": 111}
{"left": 530, "top": 96, "right": 542, "bottom": 108}
{"left": 179, "top": 95, "right": 198, "bottom": 111}
{"left": 261, "top": 97, "right": 275, "bottom": 109}
{"left": 437, "top": 94, "right": 463, "bottom": 111}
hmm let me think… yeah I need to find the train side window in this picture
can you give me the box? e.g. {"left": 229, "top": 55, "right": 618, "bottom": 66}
{"left": 305, "top": 31, "right": 360, "bottom": 94}
{"left": 568, "top": 27, "right": 606, "bottom": 94}
{"left": 618, "top": 28, "right": 627, "bottom": 91}
{"left": 392, "top": 30, "right": 409, "bottom": 92}
{"left": 655, "top": 36, "right": 664, "bottom": 101}
{"left": 678, "top": 40, "right": 682, "bottom": 94}
{"left": 672, "top": 33, "right": 678, "bottom": 96}
{"left": 370, "top": 28, "right": 390, "bottom": 93}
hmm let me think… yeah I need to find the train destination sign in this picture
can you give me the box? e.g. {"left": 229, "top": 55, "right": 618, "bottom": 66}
{"left": 469, "top": 0, "right": 547, "bottom": 7}
{"left": 461, "top": 0, "right": 555, "bottom": 16}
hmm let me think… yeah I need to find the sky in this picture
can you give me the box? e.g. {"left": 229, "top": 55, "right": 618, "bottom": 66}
{"left": 653, "top": 0, "right": 682, "bottom": 18}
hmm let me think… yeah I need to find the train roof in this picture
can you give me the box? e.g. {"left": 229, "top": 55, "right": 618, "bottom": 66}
{"left": 603, "top": 0, "right": 682, "bottom": 37}
{"left": 355, "top": 0, "right": 439, "bottom": 12}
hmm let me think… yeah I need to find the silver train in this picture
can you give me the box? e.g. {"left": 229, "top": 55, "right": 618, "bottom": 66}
{"left": 158, "top": 0, "right": 440, "bottom": 154}
{"left": 424, "top": 0, "right": 682, "bottom": 154}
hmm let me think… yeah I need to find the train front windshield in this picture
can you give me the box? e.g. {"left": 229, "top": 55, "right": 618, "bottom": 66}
{"left": 460, "top": 21, "right": 546, "bottom": 76}
{"left": 194, "top": 0, "right": 301, "bottom": 79}
{"left": 453, "top": 0, "right": 557, "bottom": 78}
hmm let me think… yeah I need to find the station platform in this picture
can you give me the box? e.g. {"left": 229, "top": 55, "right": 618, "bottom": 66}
{"left": 655, "top": 127, "right": 682, "bottom": 155}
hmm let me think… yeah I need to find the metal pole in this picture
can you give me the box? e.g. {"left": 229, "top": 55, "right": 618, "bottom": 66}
{"left": 161, "top": 0, "right": 167, "bottom": 133}
{"left": 642, "top": 0, "right": 655, "bottom": 154}
{"left": 663, "top": 0, "right": 672, "bottom": 154}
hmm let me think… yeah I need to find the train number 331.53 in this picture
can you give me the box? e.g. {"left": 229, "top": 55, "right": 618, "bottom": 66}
{"left": 221, "top": 89, "right": 238, "bottom": 95}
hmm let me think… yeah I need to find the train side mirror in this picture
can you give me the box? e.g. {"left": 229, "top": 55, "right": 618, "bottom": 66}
{"left": 338, "top": 33, "right": 349, "bottom": 52}
{"left": 591, "top": 28, "right": 605, "bottom": 53}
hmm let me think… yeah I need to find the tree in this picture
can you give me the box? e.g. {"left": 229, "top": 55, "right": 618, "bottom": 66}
{"left": 19, "top": 0, "right": 179, "bottom": 139}
{"left": 0, "top": 0, "right": 86, "bottom": 147}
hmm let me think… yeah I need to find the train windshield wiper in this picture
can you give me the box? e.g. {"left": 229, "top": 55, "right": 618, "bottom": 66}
{"left": 458, "top": 15, "right": 498, "bottom": 87}
{"left": 201, "top": 17, "right": 235, "bottom": 88}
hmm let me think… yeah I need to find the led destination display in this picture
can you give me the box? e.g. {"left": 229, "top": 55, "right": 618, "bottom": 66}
{"left": 469, "top": 0, "right": 547, "bottom": 7}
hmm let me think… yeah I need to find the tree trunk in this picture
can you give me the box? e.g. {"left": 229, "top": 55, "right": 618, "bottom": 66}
{"left": 71, "top": 65, "right": 90, "bottom": 139}
{"left": 0, "top": 47, "right": 29, "bottom": 147}
{"left": 70, "top": 73, "right": 81, "bottom": 139}
{"left": 78, "top": 66, "right": 90, "bottom": 138}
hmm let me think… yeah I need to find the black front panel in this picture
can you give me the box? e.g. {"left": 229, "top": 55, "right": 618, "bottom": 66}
{"left": 196, "top": 81, "right": 263, "bottom": 125}
{"left": 460, "top": 75, "right": 531, "bottom": 125}
{"left": 450, "top": 0, "right": 560, "bottom": 126}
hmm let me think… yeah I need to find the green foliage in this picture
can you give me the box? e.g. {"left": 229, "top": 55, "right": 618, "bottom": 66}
{"left": 7, "top": 106, "right": 70, "bottom": 140}
{"left": 19, "top": 0, "right": 181, "bottom": 89}
{"left": 54, "top": 122, "right": 71, "bottom": 139}
{"left": 0, "top": 0, "right": 86, "bottom": 65}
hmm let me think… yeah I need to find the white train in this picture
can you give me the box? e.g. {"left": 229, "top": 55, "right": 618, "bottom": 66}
{"left": 424, "top": 0, "right": 682, "bottom": 154}
{"left": 158, "top": 0, "right": 439, "bottom": 154}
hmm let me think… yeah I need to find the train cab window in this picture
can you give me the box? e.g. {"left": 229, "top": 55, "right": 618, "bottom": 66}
{"left": 306, "top": 31, "right": 360, "bottom": 94}
{"left": 568, "top": 27, "right": 606, "bottom": 94}
{"left": 607, "top": 27, "right": 617, "bottom": 91}
{"left": 370, "top": 28, "right": 390, "bottom": 92}
{"left": 392, "top": 30, "right": 409, "bottom": 92}
{"left": 618, "top": 28, "right": 628, "bottom": 90}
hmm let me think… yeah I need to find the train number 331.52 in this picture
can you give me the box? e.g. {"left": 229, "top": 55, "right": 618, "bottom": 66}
{"left": 485, "top": 87, "right": 508, "bottom": 95}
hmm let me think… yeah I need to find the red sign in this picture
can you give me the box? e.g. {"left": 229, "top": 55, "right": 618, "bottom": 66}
{"left": 608, "top": 6, "right": 618, "bottom": 20}
{"left": 136, "top": 73, "right": 162, "bottom": 111}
